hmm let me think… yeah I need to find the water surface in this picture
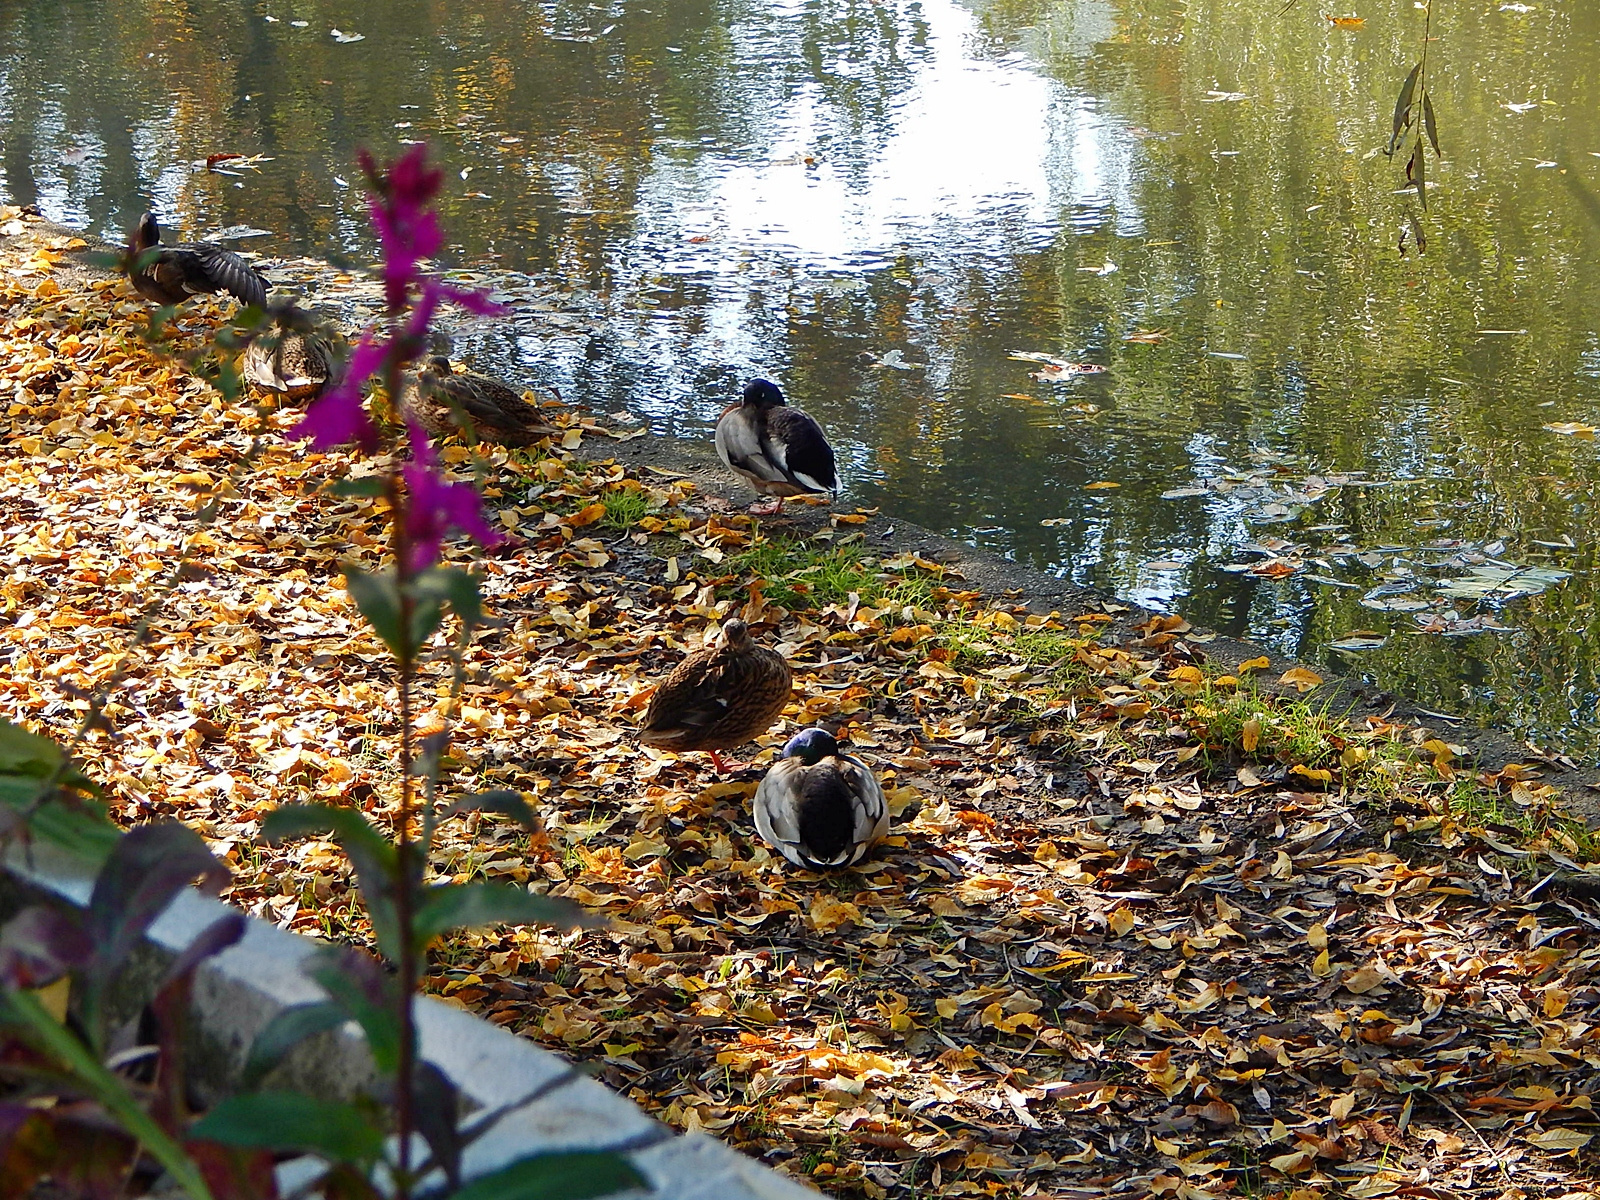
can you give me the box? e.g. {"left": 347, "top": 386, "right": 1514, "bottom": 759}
{"left": 3, "top": 0, "right": 1599, "bottom": 755}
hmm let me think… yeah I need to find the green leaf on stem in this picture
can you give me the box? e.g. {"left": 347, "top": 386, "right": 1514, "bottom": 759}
{"left": 341, "top": 564, "right": 407, "bottom": 659}
{"left": 261, "top": 805, "right": 401, "bottom": 957}
{"left": 443, "top": 1151, "right": 645, "bottom": 1200}
{"left": 413, "top": 882, "right": 590, "bottom": 948}
{"left": 241, "top": 1001, "right": 351, "bottom": 1088}
{"left": 1406, "top": 136, "right": 1427, "bottom": 209}
{"left": 305, "top": 950, "right": 408, "bottom": 1074}
{"left": 1422, "top": 90, "right": 1440, "bottom": 156}
{"left": 1388, "top": 62, "right": 1421, "bottom": 154}
{"left": 0, "top": 720, "right": 116, "bottom": 862}
{"left": 81, "top": 822, "right": 229, "bottom": 1045}
{"left": 329, "top": 477, "right": 388, "bottom": 499}
{"left": 443, "top": 790, "right": 540, "bottom": 830}
{"left": 189, "top": 1093, "right": 384, "bottom": 1167}
{"left": 412, "top": 566, "right": 483, "bottom": 631}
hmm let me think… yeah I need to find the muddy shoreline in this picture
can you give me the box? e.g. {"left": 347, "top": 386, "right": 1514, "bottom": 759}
{"left": 9, "top": 205, "right": 1597, "bottom": 823}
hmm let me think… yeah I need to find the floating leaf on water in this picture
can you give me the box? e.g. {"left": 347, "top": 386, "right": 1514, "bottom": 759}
{"left": 331, "top": 27, "right": 366, "bottom": 41}
{"left": 1435, "top": 566, "right": 1570, "bottom": 601}
{"left": 1544, "top": 421, "right": 1597, "bottom": 437}
{"left": 1039, "top": 517, "right": 1073, "bottom": 527}
{"left": 1084, "top": 481, "right": 1121, "bottom": 490}
{"left": 1142, "top": 560, "right": 1185, "bottom": 571}
{"left": 1329, "top": 632, "right": 1389, "bottom": 651}
{"left": 1208, "top": 351, "right": 1247, "bottom": 360}
{"left": 1160, "top": 486, "right": 1209, "bottom": 500}
{"left": 1327, "top": 15, "right": 1366, "bottom": 28}
{"left": 1033, "top": 363, "right": 1107, "bottom": 381}
{"left": 1304, "top": 574, "right": 1362, "bottom": 590}
{"left": 1361, "top": 590, "right": 1432, "bottom": 613}
{"left": 1202, "top": 91, "right": 1249, "bottom": 102}
{"left": 1123, "top": 329, "right": 1169, "bottom": 344}
{"left": 1414, "top": 611, "right": 1515, "bottom": 636}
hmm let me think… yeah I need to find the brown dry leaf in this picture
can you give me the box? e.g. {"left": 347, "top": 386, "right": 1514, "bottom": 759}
{"left": 1278, "top": 666, "right": 1323, "bottom": 692}
{"left": 807, "top": 895, "right": 862, "bottom": 933}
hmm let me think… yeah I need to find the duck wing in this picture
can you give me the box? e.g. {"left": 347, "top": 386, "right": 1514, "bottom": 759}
{"left": 837, "top": 754, "right": 889, "bottom": 852}
{"left": 753, "top": 760, "right": 810, "bottom": 867}
{"left": 760, "top": 406, "right": 837, "bottom": 495}
{"left": 187, "top": 242, "right": 269, "bottom": 308}
{"left": 714, "top": 405, "right": 788, "bottom": 486}
{"left": 245, "top": 334, "right": 335, "bottom": 398}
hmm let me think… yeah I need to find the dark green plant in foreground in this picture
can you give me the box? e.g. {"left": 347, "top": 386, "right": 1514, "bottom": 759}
{"left": 0, "top": 144, "right": 642, "bottom": 1200}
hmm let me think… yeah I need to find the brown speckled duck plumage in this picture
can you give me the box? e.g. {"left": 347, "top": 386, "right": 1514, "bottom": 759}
{"left": 404, "top": 356, "right": 557, "bottom": 446}
{"left": 639, "top": 618, "right": 791, "bottom": 768}
{"left": 243, "top": 330, "right": 343, "bottom": 403}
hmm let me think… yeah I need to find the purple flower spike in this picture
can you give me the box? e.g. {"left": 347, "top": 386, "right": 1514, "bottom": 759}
{"left": 290, "top": 335, "right": 386, "bottom": 450}
{"left": 368, "top": 144, "right": 446, "bottom": 313}
{"left": 401, "top": 421, "right": 503, "bottom": 572}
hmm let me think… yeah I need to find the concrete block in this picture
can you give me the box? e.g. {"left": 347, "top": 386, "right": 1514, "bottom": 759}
{"left": 0, "top": 842, "right": 817, "bottom": 1197}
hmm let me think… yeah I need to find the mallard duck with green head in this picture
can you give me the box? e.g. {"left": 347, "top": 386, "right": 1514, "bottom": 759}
{"left": 754, "top": 727, "right": 887, "bottom": 869}
{"left": 714, "top": 379, "right": 837, "bottom": 515}
{"left": 638, "top": 617, "right": 792, "bottom": 772}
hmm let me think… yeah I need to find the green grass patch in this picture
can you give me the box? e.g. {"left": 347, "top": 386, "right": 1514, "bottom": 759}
{"left": 1445, "top": 777, "right": 1600, "bottom": 864}
{"left": 601, "top": 486, "right": 654, "bottom": 530}
{"left": 1189, "top": 682, "right": 1347, "bottom": 769}
{"left": 721, "top": 535, "right": 939, "bottom": 612}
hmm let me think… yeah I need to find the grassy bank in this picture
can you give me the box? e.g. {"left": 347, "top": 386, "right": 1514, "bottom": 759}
{"left": 2, "top": 219, "right": 1598, "bottom": 1199}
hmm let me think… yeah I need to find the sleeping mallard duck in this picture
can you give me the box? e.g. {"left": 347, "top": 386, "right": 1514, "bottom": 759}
{"left": 714, "top": 379, "right": 837, "bottom": 515}
{"left": 404, "top": 357, "right": 557, "bottom": 446}
{"left": 243, "top": 327, "right": 344, "bottom": 403}
{"left": 639, "top": 617, "right": 792, "bottom": 773}
{"left": 754, "top": 727, "right": 888, "bottom": 870}
{"left": 126, "top": 212, "right": 269, "bottom": 309}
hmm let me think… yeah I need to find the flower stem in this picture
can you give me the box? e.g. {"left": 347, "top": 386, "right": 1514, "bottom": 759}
{"left": 387, "top": 394, "right": 419, "bottom": 1200}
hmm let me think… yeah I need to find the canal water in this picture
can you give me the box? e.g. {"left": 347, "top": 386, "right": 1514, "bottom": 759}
{"left": 3, "top": 0, "right": 1599, "bottom": 756}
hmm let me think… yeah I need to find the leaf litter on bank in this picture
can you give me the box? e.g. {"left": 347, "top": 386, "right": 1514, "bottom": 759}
{"left": 1, "top": 221, "right": 1598, "bottom": 1199}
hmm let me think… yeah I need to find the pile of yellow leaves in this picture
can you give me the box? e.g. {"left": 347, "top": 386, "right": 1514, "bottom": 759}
{"left": 2, "top": 228, "right": 1598, "bottom": 1199}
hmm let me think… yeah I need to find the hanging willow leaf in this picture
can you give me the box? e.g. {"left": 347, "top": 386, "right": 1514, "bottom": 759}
{"left": 1406, "top": 138, "right": 1428, "bottom": 209}
{"left": 1389, "top": 63, "right": 1422, "bottom": 155}
{"left": 1422, "top": 91, "right": 1440, "bottom": 156}
{"left": 1409, "top": 211, "right": 1428, "bottom": 255}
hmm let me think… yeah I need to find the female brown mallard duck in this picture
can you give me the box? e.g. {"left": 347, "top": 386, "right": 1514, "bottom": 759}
{"left": 714, "top": 379, "right": 837, "bottom": 515}
{"left": 754, "top": 728, "right": 888, "bottom": 870}
{"left": 243, "top": 328, "right": 343, "bottom": 403}
{"left": 126, "top": 211, "right": 269, "bottom": 309}
{"left": 404, "top": 357, "right": 556, "bottom": 446}
{"left": 639, "top": 618, "right": 792, "bottom": 773}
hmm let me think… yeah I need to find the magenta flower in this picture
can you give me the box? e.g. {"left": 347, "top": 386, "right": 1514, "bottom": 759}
{"left": 291, "top": 335, "right": 385, "bottom": 450}
{"left": 401, "top": 421, "right": 502, "bottom": 571}
{"left": 363, "top": 145, "right": 445, "bottom": 314}
{"left": 287, "top": 144, "right": 504, "bottom": 454}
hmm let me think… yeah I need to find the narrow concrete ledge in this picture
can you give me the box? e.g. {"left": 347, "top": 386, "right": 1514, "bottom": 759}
{"left": 0, "top": 842, "right": 817, "bottom": 1200}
